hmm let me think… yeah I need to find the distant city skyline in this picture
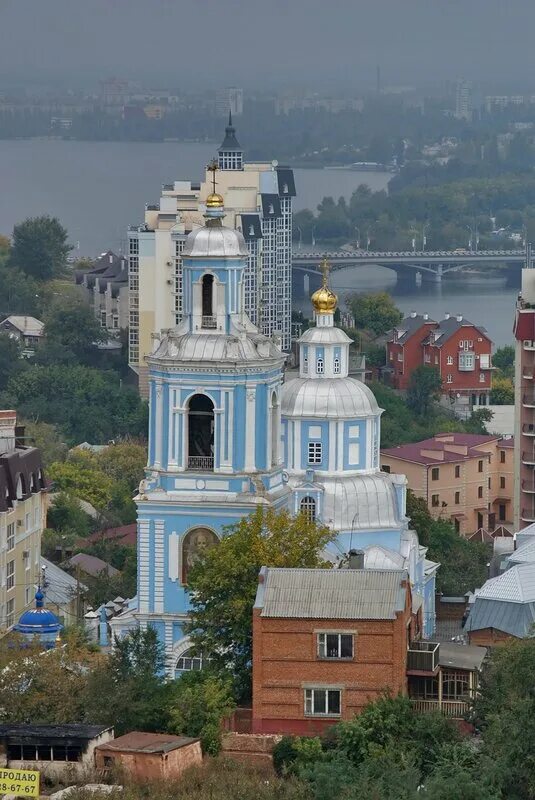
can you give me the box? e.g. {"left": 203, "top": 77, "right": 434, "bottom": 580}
{"left": 1, "top": 0, "right": 535, "bottom": 89}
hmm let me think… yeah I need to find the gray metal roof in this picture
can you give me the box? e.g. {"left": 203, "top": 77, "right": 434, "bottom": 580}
{"left": 438, "top": 642, "right": 487, "bottom": 671}
{"left": 465, "top": 596, "right": 535, "bottom": 638}
{"left": 41, "top": 557, "right": 87, "bottom": 606}
{"left": 256, "top": 567, "right": 408, "bottom": 620}
{"left": 476, "top": 564, "right": 535, "bottom": 602}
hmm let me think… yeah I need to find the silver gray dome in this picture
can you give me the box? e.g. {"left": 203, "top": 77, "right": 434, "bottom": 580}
{"left": 149, "top": 331, "right": 283, "bottom": 365}
{"left": 183, "top": 224, "right": 248, "bottom": 258}
{"left": 282, "top": 376, "right": 381, "bottom": 419}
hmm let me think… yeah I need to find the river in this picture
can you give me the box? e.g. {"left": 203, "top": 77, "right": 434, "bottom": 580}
{"left": 0, "top": 139, "right": 517, "bottom": 346}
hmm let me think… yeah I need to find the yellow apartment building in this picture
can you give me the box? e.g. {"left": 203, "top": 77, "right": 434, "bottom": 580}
{"left": 0, "top": 411, "right": 46, "bottom": 630}
{"left": 381, "top": 433, "right": 514, "bottom": 536}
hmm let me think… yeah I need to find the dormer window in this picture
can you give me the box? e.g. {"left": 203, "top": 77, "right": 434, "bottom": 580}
{"left": 269, "top": 203, "right": 274, "bottom": 215}
{"left": 316, "top": 357, "right": 324, "bottom": 375}
{"left": 333, "top": 357, "right": 341, "bottom": 374}
{"left": 283, "top": 183, "right": 289, "bottom": 194}
{"left": 249, "top": 225, "right": 255, "bottom": 236}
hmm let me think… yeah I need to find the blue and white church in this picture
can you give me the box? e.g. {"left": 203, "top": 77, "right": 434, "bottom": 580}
{"left": 282, "top": 266, "right": 438, "bottom": 637}
{"left": 111, "top": 193, "right": 437, "bottom": 671}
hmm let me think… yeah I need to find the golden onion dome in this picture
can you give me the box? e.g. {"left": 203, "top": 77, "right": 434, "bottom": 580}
{"left": 311, "top": 258, "right": 337, "bottom": 313}
{"left": 206, "top": 192, "right": 224, "bottom": 209}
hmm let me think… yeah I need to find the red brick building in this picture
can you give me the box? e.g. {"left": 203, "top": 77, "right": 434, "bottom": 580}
{"left": 386, "top": 313, "right": 493, "bottom": 416}
{"left": 95, "top": 732, "right": 202, "bottom": 780}
{"left": 252, "top": 566, "right": 416, "bottom": 736}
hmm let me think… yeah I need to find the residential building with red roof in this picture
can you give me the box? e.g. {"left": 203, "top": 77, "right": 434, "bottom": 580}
{"left": 381, "top": 432, "right": 514, "bottom": 536}
{"left": 386, "top": 312, "right": 493, "bottom": 417}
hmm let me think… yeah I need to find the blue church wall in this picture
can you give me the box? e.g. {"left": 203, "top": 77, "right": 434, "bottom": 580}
{"left": 149, "top": 381, "right": 156, "bottom": 465}
{"left": 342, "top": 420, "right": 366, "bottom": 470}
{"left": 255, "top": 387, "right": 268, "bottom": 470}
{"left": 234, "top": 384, "right": 246, "bottom": 469}
{"left": 300, "top": 421, "right": 329, "bottom": 470}
{"left": 335, "top": 529, "right": 402, "bottom": 554}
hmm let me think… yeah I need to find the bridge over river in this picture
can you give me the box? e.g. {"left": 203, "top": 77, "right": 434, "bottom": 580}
{"left": 292, "top": 247, "right": 529, "bottom": 290}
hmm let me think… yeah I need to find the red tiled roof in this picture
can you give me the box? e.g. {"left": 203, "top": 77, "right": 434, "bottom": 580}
{"left": 381, "top": 432, "right": 501, "bottom": 465}
{"left": 86, "top": 523, "right": 137, "bottom": 548}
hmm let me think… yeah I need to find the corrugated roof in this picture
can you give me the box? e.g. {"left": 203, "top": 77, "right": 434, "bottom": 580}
{"left": 438, "top": 642, "right": 487, "bottom": 671}
{"left": 465, "top": 596, "right": 535, "bottom": 638}
{"left": 257, "top": 567, "right": 407, "bottom": 619}
{"left": 99, "top": 731, "right": 198, "bottom": 754}
{"left": 381, "top": 432, "right": 500, "bottom": 465}
{"left": 476, "top": 564, "right": 535, "bottom": 603}
{"left": 41, "top": 557, "right": 87, "bottom": 606}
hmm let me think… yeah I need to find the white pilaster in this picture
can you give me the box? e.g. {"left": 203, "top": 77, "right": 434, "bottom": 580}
{"left": 168, "top": 532, "right": 179, "bottom": 582}
{"left": 138, "top": 520, "right": 150, "bottom": 613}
{"left": 154, "top": 381, "right": 163, "bottom": 468}
{"left": 154, "top": 520, "right": 165, "bottom": 613}
{"left": 245, "top": 388, "right": 256, "bottom": 471}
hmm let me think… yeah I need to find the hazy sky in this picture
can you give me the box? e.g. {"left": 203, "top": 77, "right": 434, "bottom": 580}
{"left": 1, "top": 0, "right": 534, "bottom": 90}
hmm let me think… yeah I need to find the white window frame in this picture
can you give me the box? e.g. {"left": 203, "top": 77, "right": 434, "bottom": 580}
{"left": 6, "top": 560, "right": 15, "bottom": 591}
{"left": 7, "top": 523, "right": 15, "bottom": 551}
{"left": 479, "top": 373, "right": 485, "bottom": 383}
{"left": 447, "top": 374, "right": 453, "bottom": 384}
{"left": 6, "top": 598, "right": 14, "bottom": 628}
{"left": 459, "top": 352, "right": 475, "bottom": 371}
{"left": 333, "top": 357, "right": 341, "bottom": 374}
{"left": 308, "top": 442, "right": 322, "bottom": 465}
{"left": 446, "top": 355, "right": 453, "bottom": 365}
{"left": 300, "top": 496, "right": 317, "bottom": 522}
{"left": 316, "top": 356, "right": 324, "bottom": 375}
{"left": 304, "top": 688, "right": 341, "bottom": 717}
{"left": 317, "top": 632, "right": 353, "bottom": 660}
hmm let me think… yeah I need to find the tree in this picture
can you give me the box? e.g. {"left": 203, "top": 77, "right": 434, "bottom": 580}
{"left": 0, "top": 333, "right": 25, "bottom": 392}
{"left": 346, "top": 292, "right": 402, "bottom": 337}
{"left": 427, "top": 520, "right": 490, "bottom": 595}
{"left": 490, "top": 375, "right": 514, "bottom": 404}
{"left": 0, "top": 234, "right": 10, "bottom": 266}
{"left": 2, "top": 364, "right": 148, "bottom": 445}
{"left": 10, "top": 215, "right": 71, "bottom": 280}
{"left": 0, "top": 264, "right": 40, "bottom": 316}
{"left": 96, "top": 442, "right": 146, "bottom": 489}
{"left": 406, "top": 489, "right": 432, "bottom": 546}
{"left": 41, "top": 294, "right": 108, "bottom": 364}
{"left": 475, "top": 639, "right": 535, "bottom": 800}
{"left": 47, "top": 492, "right": 92, "bottom": 538}
{"left": 406, "top": 365, "right": 442, "bottom": 417}
{"left": 0, "top": 635, "right": 98, "bottom": 724}
{"left": 186, "top": 508, "right": 334, "bottom": 702}
{"left": 493, "top": 345, "right": 515, "bottom": 378}
{"left": 84, "top": 627, "right": 169, "bottom": 735}
{"left": 168, "top": 671, "right": 235, "bottom": 755}
{"left": 48, "top": 451, "right": 115, "bottom": 510}
{"left": 21, "top": 419, "right": 68, "bottom": 466}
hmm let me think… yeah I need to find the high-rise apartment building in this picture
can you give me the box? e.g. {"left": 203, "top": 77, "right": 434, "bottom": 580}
{"left": 455, "top": 79, "right": 472, "bottom": 120}
{"left": 128, "top": 115, "right": 295, "bottom": 395}
{"left": 0, "top": 411, "right": 46, "bottom": 630}
{"left": 514, "top": 263, "right": 535, "bottom": 530}
{"left": 214, "top": 87, "right": 243, "bottom": 117}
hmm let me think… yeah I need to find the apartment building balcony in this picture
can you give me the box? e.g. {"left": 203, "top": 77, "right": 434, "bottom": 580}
{"left": 521, "top": 508, "right": 535, "bottom": 523}
{"left": 522, "top": 395, "right": 535, "bottom": 408}
{"left": 522, "top": 452, "right": 535, "bottom": 466}
{"left": 410, "top": 699, "right": 468, "bottom": 719}
{"left": 523, "top": 340, "right": 535, "bottom": 351}
{"left": 523, "top": 424, "right": 535, "bottom": 436}
{"left": 523, "top": 371, "right": 535, "bottom": 380}
{"left": 407, "top": 641, "right": 440, "bottom": 674}
{"left": 522, "top": 480, "right": 535, "bottom": 493}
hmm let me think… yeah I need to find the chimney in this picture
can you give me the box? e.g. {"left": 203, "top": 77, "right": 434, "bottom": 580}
{"left": 0, "top": 410, "right": 17, "bottom": 454}
{"left": 423, "top": 313, "right": 429, "bottom": 321}
{"left": 410, "top": 311, "right": 417, "bottom": 318}
{"left": 456, "top": 314, "right": 463, "bottom": 322}
{"left": 444, "top": 313, "right": 450, "bottom": 320}
{"left": 348, "top": 549, "right": 365, "bottom": 569}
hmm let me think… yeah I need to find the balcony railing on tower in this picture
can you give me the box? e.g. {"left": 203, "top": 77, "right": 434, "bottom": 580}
{"left": 187, "top": 456, "right": 214, "bottom": 471}
{"left": 201, "top": 316, "right": 217, "bottom": 329}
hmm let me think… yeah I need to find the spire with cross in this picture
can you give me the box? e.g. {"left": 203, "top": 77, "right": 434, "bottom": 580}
{"left": 207, "top": 158, "right": 218, "bottom": 194}
{"left": 320, "top": 257, "right": 331, "bottom": 288}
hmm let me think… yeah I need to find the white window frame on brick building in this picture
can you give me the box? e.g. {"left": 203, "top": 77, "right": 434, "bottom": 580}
{"left": 317, "top": 632, "right": 353, "bottom": 660}
{"left": 304, "top": 687, "right": 341, "bottom": 717}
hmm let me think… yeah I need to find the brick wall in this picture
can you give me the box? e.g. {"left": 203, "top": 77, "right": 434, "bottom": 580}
{"left": 95, "top": 741, "right": 202, "bottom": 780}
{"left": 252, "top": 586, "right": 411, "bottom": 735}
{"left": 468, "top": 628, "right": 517, "bottom": 647}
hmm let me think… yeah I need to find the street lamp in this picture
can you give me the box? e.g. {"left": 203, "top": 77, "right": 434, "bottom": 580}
{"left": 297, "top": 226, "right": 302, "bottom": 251}
{"left": 422, "top": 223, "right": 429, "bottom": 252}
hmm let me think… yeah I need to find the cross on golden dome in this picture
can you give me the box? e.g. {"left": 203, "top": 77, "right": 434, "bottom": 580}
{"left": 311, "top": 257, "right": 338, "bottom": 314}
{"left": 206, "top": 159, "right": 224, "bottom": 209}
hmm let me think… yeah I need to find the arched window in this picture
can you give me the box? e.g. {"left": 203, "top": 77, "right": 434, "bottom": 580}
{"left": 30, "top": 473, "right": 38, "bottom": 493}
{"left": 271, "top": 392, "right": 280, "bottom": 467}
{"left": 333, "top": 357, "right": 341, "bottom": 374}
{"left": 16, "top": 474, "right": 26, "bottom": 501}
{"left": 182, "top": 527, "right": 219, "bottom": 584}
{"left": 187, "top": 394, "right": 214, "bottom": 471}
{"left": 176, "top": 648, "right": 204, "bottom": 671}
{"left": 300, "top": 496, "right": 317, "bottom": 522}
{"left": 316, "top": 357, "right": 324, "bottom": 375}
{"left": 201, "top": 274, "right": 215, "bottom": 327}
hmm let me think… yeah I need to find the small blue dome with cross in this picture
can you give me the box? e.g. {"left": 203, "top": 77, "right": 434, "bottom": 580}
{"left": 13, "top": 588, "right": 62, "bottom": 648}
